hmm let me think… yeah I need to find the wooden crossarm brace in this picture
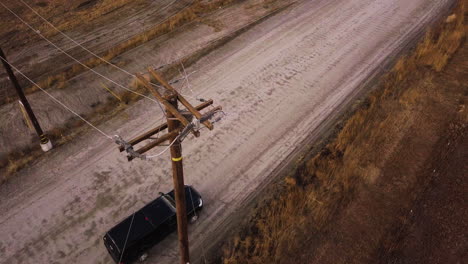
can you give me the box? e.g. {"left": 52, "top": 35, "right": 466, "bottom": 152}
{"left": 119, "top": 123, "right": 167, "bottom": 152}
{"left": 119, "top": 100, "right": 214, "bottom": 152}
{"left": 128, "top": 129, "right": 181, "bottom": 161}
{"left": 136, "top": 74, "right": 190, "bottom": 127}
{"left": 148, "top": 68, "right": 214, "bottom": 130}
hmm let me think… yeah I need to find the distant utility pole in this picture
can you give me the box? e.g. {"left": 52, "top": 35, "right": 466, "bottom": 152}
{"left": 118, "top": 68, "right": 222, "bottom": 264}
{"left": 0, "top": 47, "right": 52, "bottom": 152}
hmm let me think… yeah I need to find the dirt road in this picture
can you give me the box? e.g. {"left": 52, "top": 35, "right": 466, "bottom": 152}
{"left": 0, "top": 0, "right": 454, "bottom": 263}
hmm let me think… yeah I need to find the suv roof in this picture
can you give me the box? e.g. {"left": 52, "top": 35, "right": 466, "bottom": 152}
{"left": 103, "top": 186, "right": 203, "bottom": 263}
{"left": 107, "top": 196, "right": 176, "bottom": 251}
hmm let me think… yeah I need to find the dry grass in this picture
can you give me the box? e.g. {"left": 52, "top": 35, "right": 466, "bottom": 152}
{"left": 0, "top": 0, "right": 242, "bottom": 104}
{"left": 22, "top": 0, "right": 241, "bottom": 95}
{"left": 222, "top": 1, "right": 466, "bottom": 263}
{"left": 40, "top": 0, "right": 139, "bottom": 36}
{"left": 0, "top": 0, "right": 144, "bottom": 42}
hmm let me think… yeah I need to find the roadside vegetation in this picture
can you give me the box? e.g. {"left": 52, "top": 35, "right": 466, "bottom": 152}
{"left": 0, "top": 0, "right": 244, "bottom": 104}
{"left": 0, "top": 0, "right": 147, "bottom": 56}
{"left": 221, "top": 1, "right": 466, "bottom": 263}
{"left": 32, "top": 0, "right": 241, "bottom": 93}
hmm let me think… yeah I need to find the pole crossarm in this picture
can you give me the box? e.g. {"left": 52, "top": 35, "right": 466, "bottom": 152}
{"left": 148, "top": 68, "right": 214, "bottom": 130}
{"left": 127, "top": 128, "right": 181, "bottom": 161}
{"left": 119, "top": 71, "right": 222, "bottom": 162}
{"left": 119, "top": 122, "right": 168, "bottom": 152}
{"left": 135, "top": 74, "right": 191, "bottom": 127}
{"left": 179, "top": 106, "right": 223, "bottom": 142}
{"left": 119, "top": 100, "right": 214, "bottom": 152}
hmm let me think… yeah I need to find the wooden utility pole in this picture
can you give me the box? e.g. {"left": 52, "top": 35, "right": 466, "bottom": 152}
{"left": 167, "top": 97, "right": 190, "bottom": 263}
{"left": 0, "top": 47, "right": 52, "bottom": 151}
{"left": 118, "top": 68, "right": 222, "bottom": 264}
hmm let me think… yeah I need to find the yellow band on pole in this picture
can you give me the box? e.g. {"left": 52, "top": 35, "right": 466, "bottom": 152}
{"left": 172, "top": 156, "right": 183, "bottom": 162}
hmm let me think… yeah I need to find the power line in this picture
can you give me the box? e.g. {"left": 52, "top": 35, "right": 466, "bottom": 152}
{"left": 16, "top": 0, "right": 152, "bottom": 79}
{"left": 13, "top": 0, "right": 201, "bottom": 99}
{"left": 2, "top": 1, "right": 222, "bottom": 159}
{"left": 145, "top": 133, "right": 181, "bottom": 159}
{"left": 0, "top": 56, "right": 114, "bottom": 141}
{"left": 7, "top": 0, "right": 207, "bottom": 109}
{"left": 2, "top": 55, "right": 180, "bottom": 159}
{"left": 0, "top": 1, "right": 166, "bottom": 115}
{"left": 15, "top": 0, "right": 198, "bottom": 90}
{"left": 0, "top": 3, "right": 199, "bottom": 157}
{"left": 118, "top": 212, "right": 135, "bottom": 263}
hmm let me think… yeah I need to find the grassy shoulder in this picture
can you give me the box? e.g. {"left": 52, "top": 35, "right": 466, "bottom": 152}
{"left": 221, "top": 1, "right": 466, "bottom": 263}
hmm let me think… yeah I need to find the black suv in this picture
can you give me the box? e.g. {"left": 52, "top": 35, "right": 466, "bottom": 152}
{"left": 103, "top": 185, "right": 203, "bottom": 264}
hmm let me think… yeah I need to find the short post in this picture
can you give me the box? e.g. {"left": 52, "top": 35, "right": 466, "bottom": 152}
{"left": 0, "top": 47, "right": 52, "bottom": 152}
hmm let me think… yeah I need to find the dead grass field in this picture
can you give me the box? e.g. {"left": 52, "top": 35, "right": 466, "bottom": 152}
{"left": 221, "top": 1, "right": 467, "bottom": 263}
{"left": 8, "top": 0, "right": 242, "bottom": 98}
{"left": 0, "top": 0, "right": 145, "bottom": 49}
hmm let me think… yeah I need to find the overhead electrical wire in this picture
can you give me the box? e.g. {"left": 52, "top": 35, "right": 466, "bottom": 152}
{"left": 16, "top": 0, "right": 153, "bottom": 79}
{"left": 1, "top": 0, "right": 224, "bottom": 159}
{"left": 1, "top": 56, "right": 187, "bottom": 159}
{"left": 0, "top": 1, "right": 166, "bottom": 115}
{"left": 14, "top": 0, "right": 198, "bottom": 97}
{"left": 0, "top": 1, "right": 179, "bottom": 158}
{"left": 0, "top": 56, "right": 114, "bottom": 141}
{"left": 118, "top": 212, "right": 135, "bottom": 263}
{"left": 144, "top": 133, "right": 181, "bottom": 159}
{"left": 7, "top": 1, "right": 204, "bottom": 257}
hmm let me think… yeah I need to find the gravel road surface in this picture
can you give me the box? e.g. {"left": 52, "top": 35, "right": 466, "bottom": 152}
{"left": 0, "top": 0, "right": 454, "bottom": 263}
